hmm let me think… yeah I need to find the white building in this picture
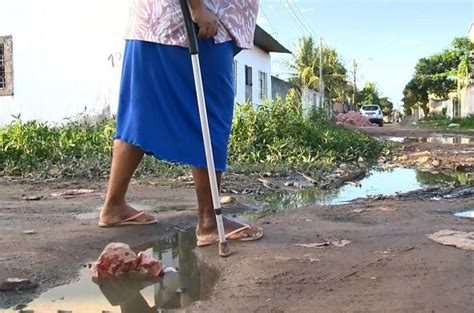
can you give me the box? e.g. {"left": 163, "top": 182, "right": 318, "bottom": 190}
{"left": 459, "top": 22, "right": 474, "bottom": 118}
{"left": 0, "top": 1, "right": 290, "bottom": 127}
{"left": 234, "top": 26, "right": 290, "bottom": 106}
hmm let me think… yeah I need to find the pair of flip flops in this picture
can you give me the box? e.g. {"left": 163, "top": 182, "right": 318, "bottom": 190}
{"left": 98, "top": 212, "right": 263, "bottom": 246}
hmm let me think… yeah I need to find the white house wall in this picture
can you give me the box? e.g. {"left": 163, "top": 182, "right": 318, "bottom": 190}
{"left": 234, "top": 46, "right": 272, "bottom": 106}
{"left": 0, "top": 0, "right": 275, "bottom": 127}
{"left": 460, "top": 85, "right": 474, "bottom": 117}
{"left": 0, "top": 0, "right": 132, "bottom": 127}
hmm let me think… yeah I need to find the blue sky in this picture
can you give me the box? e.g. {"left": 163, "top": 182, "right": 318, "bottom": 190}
{"left": 259, "top": 0, "right": 473, "bottom": 109}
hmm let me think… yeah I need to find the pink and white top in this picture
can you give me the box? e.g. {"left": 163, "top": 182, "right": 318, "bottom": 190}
{"left": 125, "top": 0, "right": 259, "bottom": 49}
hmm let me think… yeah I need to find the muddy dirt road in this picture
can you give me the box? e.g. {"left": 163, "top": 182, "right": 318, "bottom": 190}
{"left": 1, "top": 125, "right": 473, "bottom": 312}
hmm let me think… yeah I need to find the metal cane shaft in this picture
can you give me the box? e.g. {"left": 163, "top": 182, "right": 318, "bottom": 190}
{"left": 191, "top": 55, "right": 227, "bottom": 245}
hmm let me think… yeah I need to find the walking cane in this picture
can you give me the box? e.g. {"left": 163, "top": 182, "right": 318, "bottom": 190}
{"left": 179, "top": 0, "right": 231, "bottom": 257}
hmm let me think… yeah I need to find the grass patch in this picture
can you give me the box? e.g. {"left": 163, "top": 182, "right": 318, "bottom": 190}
{"left": 0, "top": 98, "right": 389, "bottom": 178}
{"left": 419, "top": 115, "right": 474, "bottom": 130}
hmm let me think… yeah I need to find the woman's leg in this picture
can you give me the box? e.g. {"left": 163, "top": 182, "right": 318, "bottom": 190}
{"left": 99, "top": 140, "right": 156, "bottom": 225}
{"left": 192, "top": 167, "right": 262, "bottom": 242}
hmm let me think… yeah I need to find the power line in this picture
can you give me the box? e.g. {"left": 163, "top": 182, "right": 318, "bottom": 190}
{"left": 278, "top": 0, "right": 310, "bottom": 37}
{"left": 286, "top": 0, "right": 318, "bottom": 38}
{"left": 259, "top": 3, "right": 278, "bottom": 36}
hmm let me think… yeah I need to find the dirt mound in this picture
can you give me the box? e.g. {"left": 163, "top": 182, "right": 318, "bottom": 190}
{"left": 335, "top": 111, "right": 374, "bottom": 127}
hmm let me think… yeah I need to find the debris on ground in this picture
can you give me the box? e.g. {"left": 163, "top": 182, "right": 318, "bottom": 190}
{"left": 0, "top": 278, "right": 38, "bottom": 291}
{"left": 91, "top": 243, "right": 165, "bottom": 279}
{"left": 335, "top": 111, "right": 375, "bottom": 127}
{"left": 284, "top": 181, "right": 301, "bottom": 188}
{"left": 220, "top": 196, "right": 236, "bottom": 204}
{"left": 50, "top": 189, "right": 95, "bottom": 198}
{"left": 428, "top": 230, "right": 474, "bottom": 251}
{"left": 295, "top": 240, "right": 351, "bottom": 248}
{"left": 297, "top": 171, "right": 316, "bottom": 185}
{"left": 22, "top": 195, "right": 44, "bottom": 201}
{"left": 257, "top": 178, "right": 273, "bottom": 189}
{"left": 22, "top": 230, "right": 36, "bottom": 235}
{"left": 321, "top": 169, "right": 366, "bottom": 190}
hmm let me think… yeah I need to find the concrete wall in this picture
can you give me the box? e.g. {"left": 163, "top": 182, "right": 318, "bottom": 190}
{"left": 460, "top": 85, "right": 474, "bottom": 117}
{"left": 271, "top": 76, "right": 294, "bottom": 100}
{"left": 301, "top": 88, "right": 321, "bottom": 116}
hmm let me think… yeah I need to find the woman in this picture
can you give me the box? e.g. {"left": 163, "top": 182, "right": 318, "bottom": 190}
{"left": 99, "top": 0, "right": 263, "bottom": 246}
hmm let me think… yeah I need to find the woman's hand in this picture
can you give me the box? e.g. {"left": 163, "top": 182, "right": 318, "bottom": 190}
{"left": 190, "top": 4, "right": 219, "bottom": 39}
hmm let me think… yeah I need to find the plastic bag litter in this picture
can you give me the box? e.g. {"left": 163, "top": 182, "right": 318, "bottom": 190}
{"left": 91, "top": 243, "right": 165, "bottom": 279}
{"left": 428, "top": 230, "right": 474, "bottom": 251}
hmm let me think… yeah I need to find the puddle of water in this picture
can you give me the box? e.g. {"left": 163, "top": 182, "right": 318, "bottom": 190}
{"left": 19, "top": 230, "right": 217, "bottom": 313}
{"left": 247, "top": 168, "right": 473, "bottom": 217}
{"left": 454, "top": 210, "right": 474, "bottom": 219}
{"left": 386, "top": 136, "right": 473, "bottom": 144}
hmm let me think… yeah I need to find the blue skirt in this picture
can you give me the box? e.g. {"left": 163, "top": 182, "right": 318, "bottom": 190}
{"left": 116, "top": 39, "right": 238, "bottom": 172}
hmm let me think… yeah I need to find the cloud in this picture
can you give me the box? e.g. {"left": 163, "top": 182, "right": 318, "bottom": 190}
{"left": 301, "top": 8, "right": 316, "bottom": 14}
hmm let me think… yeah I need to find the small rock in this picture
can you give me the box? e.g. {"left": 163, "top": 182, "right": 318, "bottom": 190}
{"left": 357, "top": 156, "right": 365, "bottom": 163}
{"left": 431, "top": 159, "right": 441, "bottom": 167}
{"left": 332, "top": 239, "right": 352, "bottom": 247}
{"left": 0, "top": 278, "right": 38, "bottom": 291}
{"left": 220, "top": 196, "right": 236, "bottom": 204}
{"left": 339, "top": 163, "right": 348, "bottom": 170}
{"left": 22, "top": 196, "right": 43, "bottom": 201}
{"left": 23, "top": 230, "right": 36, "bottom": 235}
{"left": 284, "top": 181, "right": 295, "bottom": 187}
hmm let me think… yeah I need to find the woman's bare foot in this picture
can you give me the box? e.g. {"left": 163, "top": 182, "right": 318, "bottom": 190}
{"left": 196, "top": 217, "right": 263, "bottom": 246}
{"left": 99, "top": 202, "right": 156, "bottom": 227}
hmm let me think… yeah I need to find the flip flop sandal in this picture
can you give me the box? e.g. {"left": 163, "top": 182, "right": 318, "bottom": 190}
{"left": 98, "top": 211, "right": 157, "bottom": 228}
{"left": 196, "top": 225, "right": 263, "bottom": 247}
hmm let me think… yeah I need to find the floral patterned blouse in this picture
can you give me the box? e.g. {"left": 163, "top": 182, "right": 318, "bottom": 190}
{"left": 125, "top": 0, "right": 259, "bottom": 49}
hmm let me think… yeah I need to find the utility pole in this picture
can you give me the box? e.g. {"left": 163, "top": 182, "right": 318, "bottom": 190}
{"left": 352, "top": 59, "right": 358, "bottom": 110}
{"left": 319, "top": 37, "right": 325, "bottom": 114}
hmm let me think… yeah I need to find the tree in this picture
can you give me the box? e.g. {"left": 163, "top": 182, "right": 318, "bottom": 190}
{"left": 402, "top": 36, "right": 474, "bottom": 115}
{"left": 379, "top": 97, "right": 394, "bottom": 116}
{"left": 291, "top": 36, "right": 350, "bottom": 102}
{"left": 402, "top": 77, "right": 429, "bottom": 116}
{"left": 357, "top": 82, "right": 381, "bottom": 105}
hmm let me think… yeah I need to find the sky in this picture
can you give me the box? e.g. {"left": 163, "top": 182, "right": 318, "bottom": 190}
{"left": 258, "top": 0, "right": 474, "bottom": 109}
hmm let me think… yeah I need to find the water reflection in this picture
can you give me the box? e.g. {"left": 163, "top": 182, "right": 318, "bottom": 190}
{"left": 247, "top": 168, "right": 474, "bottom": 217}
{"left": 386, "top": 136, "right": 473, "bottom": 144}
{"left": 21, "top": 230, "right": 218, "bottom": 313}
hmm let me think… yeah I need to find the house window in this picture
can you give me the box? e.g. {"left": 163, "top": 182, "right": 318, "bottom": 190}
{"left": 245, "top": 65, "right": 252, "bottom": 102}
{"left": 0, "top": 36, "right": 13, "bottom": 96}
{"left": 233, "top": 60, "right": 237, "bottom": 97}
{"left": 259, "top": 71, "right": 268, "bottom": 101}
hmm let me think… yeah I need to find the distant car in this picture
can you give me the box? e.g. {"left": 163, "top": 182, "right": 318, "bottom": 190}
{"left": 360, "top": 104, "right": 384, "bottom": 127}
